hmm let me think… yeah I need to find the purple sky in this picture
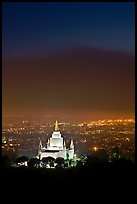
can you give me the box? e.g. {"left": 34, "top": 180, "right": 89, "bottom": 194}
{"left": 2, "top": 2, "right": 135, "bottom": 121}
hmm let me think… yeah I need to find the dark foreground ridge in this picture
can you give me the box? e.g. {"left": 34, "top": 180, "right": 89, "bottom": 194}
{"left": 1, "top": 156, "right": 135, "bottom": 191}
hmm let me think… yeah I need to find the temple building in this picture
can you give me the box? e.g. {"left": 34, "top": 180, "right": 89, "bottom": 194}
{"left": 37, "top": 120, "right": 75, "bottom": 160}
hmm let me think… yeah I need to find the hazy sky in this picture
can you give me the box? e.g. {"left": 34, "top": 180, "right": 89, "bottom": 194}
{"left": 2, "top": 2, "right": 135, "bottom": 121}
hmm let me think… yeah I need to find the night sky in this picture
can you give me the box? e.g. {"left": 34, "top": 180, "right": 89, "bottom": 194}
{"left": 2, "top": 2, "right": 135, "bottom": 121}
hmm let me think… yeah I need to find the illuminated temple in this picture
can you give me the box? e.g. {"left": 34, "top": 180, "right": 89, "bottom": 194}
{"left": 38, "top": 120, "right": 75, "bottom": 160}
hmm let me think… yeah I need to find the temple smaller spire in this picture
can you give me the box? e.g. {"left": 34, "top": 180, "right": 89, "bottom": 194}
{"left": 39, "top": 138, "right": 42, "bottom": 149}
{"left": 47, "top": 138, "right": 50, "bottom": 144}
{"left": 64, "top": 140, "right": 66, "bottom": 147}
{"left": 70, "top": 139, "right": 74, "bottom": 149}
{"left": 70, "top": 139, "right": 73, "bottom": 146}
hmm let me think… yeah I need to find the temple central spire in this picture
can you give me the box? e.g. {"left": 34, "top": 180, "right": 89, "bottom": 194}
{"left": 55, "top": 120, "right": 59, "bottom": 131}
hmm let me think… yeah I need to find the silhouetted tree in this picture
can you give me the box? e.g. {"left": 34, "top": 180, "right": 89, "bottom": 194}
{"left": 112, "top": 146, "right": 120, "bottom": 154}
{"left": 41, "top": 157, "right": 55, "bottom": 168}
{"left": 109, "top": 146, "right": 121, "bottom": 162}
{"left": 15, "top": 156, "right": 29, "bottom": 164}
{"left": 27, "top": 158, "right": 40, "bottom": 168}
{"left": 64, "top": 159, "right": 69, "bottom": 168}
{"left": 76, "top": 160, "right": 83, "bottom": 168}
{"left": 41, "top": 157, "right": 47, "bottom": 167}
{"left": 48, "top": 157, "right": 55, "bottom": 167}
{"left": 55, "top": 157, "right": 64, "bottom": 168}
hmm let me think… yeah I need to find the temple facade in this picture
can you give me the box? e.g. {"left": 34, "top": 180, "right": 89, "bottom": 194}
{"left": 38, "top": 120, "right": 75, "bottom": 160}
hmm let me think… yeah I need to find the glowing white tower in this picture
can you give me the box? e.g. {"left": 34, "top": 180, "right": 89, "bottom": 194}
{"left": 38, "top": 120, "right": 75, "bottom": 160}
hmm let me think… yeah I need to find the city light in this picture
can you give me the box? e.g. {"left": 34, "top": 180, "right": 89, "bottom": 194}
{"left": 93, "top": 147, "right": 97, "bottom": 152}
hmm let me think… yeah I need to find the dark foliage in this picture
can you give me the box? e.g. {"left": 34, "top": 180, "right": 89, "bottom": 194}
{"left": 1, "top": 154, "right": 135, "bottom": 198}
{"left": 15, "top": 156, "right": 29, "bottom": 164}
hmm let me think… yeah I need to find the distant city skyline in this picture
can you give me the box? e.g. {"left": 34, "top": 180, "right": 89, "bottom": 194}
{"left": 2, "top": 2, "right": 135, "bottom": 121}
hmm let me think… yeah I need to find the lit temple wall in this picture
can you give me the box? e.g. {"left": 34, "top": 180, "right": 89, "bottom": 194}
{"left": 49, "top": 138, "right": 63, "bottom": 149}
